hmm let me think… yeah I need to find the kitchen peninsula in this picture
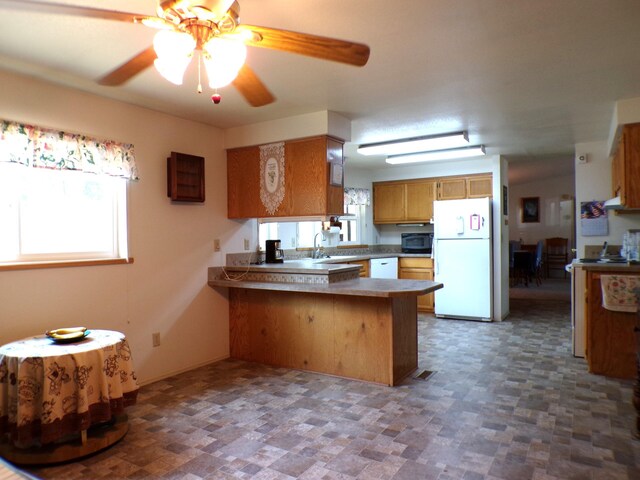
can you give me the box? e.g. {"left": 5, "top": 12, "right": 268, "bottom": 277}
{"left": 208, "top": 260, "right": 442, "bottom": 386}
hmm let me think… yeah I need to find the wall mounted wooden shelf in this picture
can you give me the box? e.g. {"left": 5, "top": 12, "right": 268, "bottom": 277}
{"left": 167, "top": 151, "right": 205, "bottom": 202}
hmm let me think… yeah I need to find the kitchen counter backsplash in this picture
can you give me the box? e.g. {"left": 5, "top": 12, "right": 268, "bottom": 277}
{"left": 226, "top": 244, "right": 404, "bottom": 266}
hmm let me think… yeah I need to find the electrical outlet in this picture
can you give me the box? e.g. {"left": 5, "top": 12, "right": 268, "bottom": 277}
{"left": 213, "top": 238, "right": 221, "bottom": 252}
{"left": 152, "top": 332, "right": 160, "bottom": 347}
{"left": 244, "top": 238, "right": 250, "bottom": 251}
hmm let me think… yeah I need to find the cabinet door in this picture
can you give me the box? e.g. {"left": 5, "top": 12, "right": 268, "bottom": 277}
{"left": 612, "top": 133, "right": 624, "bottom": 200}
{"left": 406, "top": 181, "right": 435, "bottom": 222}
{"left": 287, "top": 137, "right": 331, "bottom": 216}
{"left": 422, "top": 270, "right": 434, "bottom": 311}
{"left": 373, "top": 183, "right": 406, "bottom": 223}
{"left": 349, "top": 260, "right": 369, "bottom": 277}
{"left": 227, "top": 145, "right": 267, "bottom": 218}
{"left": 622, "top": 124, "right": 640, "bottom": 208}
{"left": 398, "top": 268, "right": 434, "bottom": 312}
{"left": 437, "top": 178, "right": 466, "bottom": 200}
{"left": 466, "top": 175, "right": 493, "bottom": 198}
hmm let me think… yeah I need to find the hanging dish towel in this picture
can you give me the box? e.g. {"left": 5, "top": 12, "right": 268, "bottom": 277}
{"left": 600, "top": 275, "right": 640, "bottom": 312}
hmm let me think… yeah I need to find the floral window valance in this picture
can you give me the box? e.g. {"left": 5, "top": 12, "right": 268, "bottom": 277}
{"left": 0, "top": 120, "right": 139, "bottom": 180}
{"left": 344, "top": 187, "right": 371, "bottom": 206}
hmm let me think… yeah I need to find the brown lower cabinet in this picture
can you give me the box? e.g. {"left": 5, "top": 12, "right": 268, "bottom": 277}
{"left": 585, "top": 269, "right": 640, "bottom": 379}
{"left": 348, "top": 260, "right": 369, "bottom": 277}
{"left": 399, "top": 257, "right": 434, "bottom": 312}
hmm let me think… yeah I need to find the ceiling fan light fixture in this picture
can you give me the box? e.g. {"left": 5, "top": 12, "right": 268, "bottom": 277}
{"left": 385, "top": 145, "right": 486, "bottom": 165}
{"left": 153, "top": 29, "right": 196, "bottom": 59}
{"left": 358, "top": 131, "right": 469, "bottom": 156}
{"left": 203, "top": 37, "right": 247, "bottom": 88}
{"left": 154, "top": 56, "right": 192, "bottom": 85}
{"left": 153, "top": 30, "right": 196, "bottom": 85}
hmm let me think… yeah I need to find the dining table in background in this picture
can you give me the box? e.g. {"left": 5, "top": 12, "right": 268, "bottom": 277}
{"left": 0, "top": 329, "right": 138, "bottom": 464}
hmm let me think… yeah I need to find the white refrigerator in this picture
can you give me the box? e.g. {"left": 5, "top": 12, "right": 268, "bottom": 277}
{"left": 433, "top": 197, "right": 493, "bottom": 321}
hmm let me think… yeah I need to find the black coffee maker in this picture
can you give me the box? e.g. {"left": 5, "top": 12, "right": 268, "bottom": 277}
{"left": 265, "top": 239, "right": 284, "bottom": 263}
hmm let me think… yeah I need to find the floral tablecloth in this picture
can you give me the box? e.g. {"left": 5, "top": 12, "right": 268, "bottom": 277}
{"left": 0, "top": 330, "right": 138, "bottom": 447}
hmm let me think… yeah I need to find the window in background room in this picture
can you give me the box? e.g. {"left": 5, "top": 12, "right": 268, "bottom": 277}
{"left": 340, "top": 204, "right": 365, "bottom": 244}
{"left": 257, "top": 188, "right": 370, "bottom": 249}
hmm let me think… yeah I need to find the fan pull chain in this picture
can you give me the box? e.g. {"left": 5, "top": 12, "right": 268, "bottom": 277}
{"left": 197, "top": 50, "right": 203, "bottom": 94}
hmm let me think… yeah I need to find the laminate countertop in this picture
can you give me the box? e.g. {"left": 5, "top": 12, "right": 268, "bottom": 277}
{"left": 209, "top": 276, "right": 441, "bottom": 298}
{"left": 571, "top": 261, "right": 640, "bottom": 272}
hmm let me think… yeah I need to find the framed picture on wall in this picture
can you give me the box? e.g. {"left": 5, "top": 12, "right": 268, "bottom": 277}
{"left": 521, "top": 197, "right": 539, "bottom": 223}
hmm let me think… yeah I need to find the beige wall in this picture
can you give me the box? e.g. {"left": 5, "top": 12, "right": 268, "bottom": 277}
{"left": 508, "top": 173, "right": 575, "bottom": 248}
{"left": 0, "top": 70, "right": 254, "bottom": 385}
{"left": 574, "top": 140, "right": 640, "bottom": 258}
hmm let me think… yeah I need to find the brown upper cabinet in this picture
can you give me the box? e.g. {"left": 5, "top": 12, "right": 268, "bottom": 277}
{"left": 611, "top": 123, "right": 640, "bottom": 208}
{"left": 436, "top": 174, "right": 493, "bottom": 200}
{"left": 227, "top": 135, "right": 344, "bottom": 219}
{"left": 373, "top": 179, "right": 436, "bottom": 224}
{"left": 437, "top": 177, "right": 466, "bottom": 200}
{"left": 373, "top": 174, "right": 492, "bottom": 224}
{"left": 466, "top": 175, "right": 493, "bottom": 198}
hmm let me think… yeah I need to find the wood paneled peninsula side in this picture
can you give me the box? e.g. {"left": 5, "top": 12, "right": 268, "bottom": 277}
{"left": 208, "top": 261, "right": 442, "bottom": 386}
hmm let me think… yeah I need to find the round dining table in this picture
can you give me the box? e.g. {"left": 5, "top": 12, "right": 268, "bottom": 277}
{"left": 0, "top": 329, "right": 138, "bottom": 464}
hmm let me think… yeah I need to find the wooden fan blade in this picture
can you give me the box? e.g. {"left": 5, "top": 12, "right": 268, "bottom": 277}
{"left": 240, "top": 25, "right": 370, "bottom": 67}
{"left": 98, "top": 47, "right": 157, "bottom": 86}
{"left": 232, "top": 64, "right": 275, "bottom": 107}
{"left": 0, "top": 0, "right": 142, "bottom": 23}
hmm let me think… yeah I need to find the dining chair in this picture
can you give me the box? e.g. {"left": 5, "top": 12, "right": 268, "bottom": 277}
{"left": 545, "top": 237, "right": 569, "bottom": 278}
{"left": 509, "top": 240, "right": 521, "bottom": 286}
{"left": 533, "top": 240, "right": 544, "bottom": 285}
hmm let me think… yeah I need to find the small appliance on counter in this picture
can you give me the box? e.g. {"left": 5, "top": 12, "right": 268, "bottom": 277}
{"left": 265, "top": 239, "right": 284, "bottom": 263}
{"left": 401, "top": 232, "right": 433, "bottom": 254}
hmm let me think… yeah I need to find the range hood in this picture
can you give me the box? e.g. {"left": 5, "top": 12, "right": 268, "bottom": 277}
{"left": 603, "top": 196, "right": 623, "bottom": 210}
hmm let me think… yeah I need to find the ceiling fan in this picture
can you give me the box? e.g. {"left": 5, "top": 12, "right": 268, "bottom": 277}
{"left": 0, "top": 0, "right": 370, "bottom": 107}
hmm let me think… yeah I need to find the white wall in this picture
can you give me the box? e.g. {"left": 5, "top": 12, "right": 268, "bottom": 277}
{"left": 574, "top": 140, "right": 640, "bottom": 257}
{"left": 0, "top": 70, "right": 254, "bottom": 385}
{"left": 508, "top": 173, "right": 575, "bottom": 248}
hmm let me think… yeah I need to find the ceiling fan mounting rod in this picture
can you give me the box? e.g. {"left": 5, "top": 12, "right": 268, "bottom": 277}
{"left": 182, "top": 19, "right": 218, "bottom": 48}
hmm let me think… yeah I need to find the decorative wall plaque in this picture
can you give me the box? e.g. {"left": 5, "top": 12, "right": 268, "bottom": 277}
{"left": 259, "top": 142, "right": 285, "bottom": 215}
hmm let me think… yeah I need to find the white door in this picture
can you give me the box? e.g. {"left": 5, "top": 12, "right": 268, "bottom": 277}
{"left": 435, "top": 238, "right": 492, "bottom": 319}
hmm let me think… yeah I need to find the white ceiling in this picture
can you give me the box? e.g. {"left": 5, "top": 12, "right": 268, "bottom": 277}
{"left": 2, "top": 0, "right": 640, "bottom": 184}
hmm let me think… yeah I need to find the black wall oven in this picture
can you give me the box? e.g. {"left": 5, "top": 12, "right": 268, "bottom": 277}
{"left": 401, "top": 232, "right": 433, "bottom": 254}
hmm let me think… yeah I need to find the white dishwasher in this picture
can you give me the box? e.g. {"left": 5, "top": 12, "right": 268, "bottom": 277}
{"left": 370, "top": 257, "right": 398, "bottom": 279}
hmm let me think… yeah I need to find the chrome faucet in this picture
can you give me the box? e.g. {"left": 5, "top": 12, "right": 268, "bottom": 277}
{"left": 313, "top": 231, "right": 326, "bottom": 259}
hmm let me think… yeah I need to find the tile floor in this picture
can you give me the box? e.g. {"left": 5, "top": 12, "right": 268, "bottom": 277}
{"left": 23, "top": 280, "right": 640, "bottom": 479}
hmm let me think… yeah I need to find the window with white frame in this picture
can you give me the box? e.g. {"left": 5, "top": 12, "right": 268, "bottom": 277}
{"left": 0, "top": 120, "right": 137, "bottom": 265}
{"left": 0, "top": 163, "right": 128, "bottom": 263}
{"left": 257, "top": 187, "right": 370, "bottom": 249}
{"left": 339, "top": 204, "right": 366, "bottom": 244}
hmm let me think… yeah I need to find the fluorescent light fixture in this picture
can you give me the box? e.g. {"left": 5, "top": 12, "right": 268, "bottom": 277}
{"left": 386, "top": 145, "right": 486, "bottom": 165}
{"left": 357, "top": 131, "right": 469, "bottom": 156}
